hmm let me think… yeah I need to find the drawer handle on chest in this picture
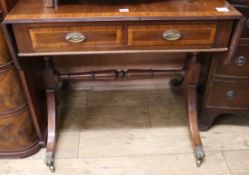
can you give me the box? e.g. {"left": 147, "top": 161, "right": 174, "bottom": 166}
{"left": 162, "top": 30, "right": 182, "bottom": 41}
{"left": 65, "top": 32, "right": 86, "bottom": 43}
{"left": 225, "top": 91, "right": 235, "bottom": 100}
{"left": 235, "top": 56, "right": 247, "bottom": 66}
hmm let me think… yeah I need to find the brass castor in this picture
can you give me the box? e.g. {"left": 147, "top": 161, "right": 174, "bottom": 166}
{"left": 44, "top": 152, "right": 55, "bottom": 172}
{"left": 194, "top": 146, "right": 205, "bottom": 167}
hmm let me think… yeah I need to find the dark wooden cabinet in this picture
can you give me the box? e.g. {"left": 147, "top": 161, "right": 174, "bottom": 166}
{"left": 0, "top": 0, "right": 43, "bottom": 157}
{"left": 199, "top": 0, "right": 249, "bottom": 131}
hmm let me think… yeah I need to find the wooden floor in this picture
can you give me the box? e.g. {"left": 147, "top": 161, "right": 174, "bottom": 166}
{"left": 1, "top": 88, "right": 249, "bottom": 175}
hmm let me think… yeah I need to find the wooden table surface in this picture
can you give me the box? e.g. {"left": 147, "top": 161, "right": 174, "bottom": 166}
{"left": 5, "top": 0, "right": 242, "bottom": 22}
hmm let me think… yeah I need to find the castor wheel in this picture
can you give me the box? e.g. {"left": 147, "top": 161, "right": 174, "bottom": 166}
{"left": 44, "top": 152, "right": 55, "bottom": 172}
{"left": 170, "top": 78, "right": 184, "bottom": 95}
{"left": 194, "top": 146, "right": 205, "bottom": 167}
{"left": 49, "top": 165, "right": 55, "bottom": 172}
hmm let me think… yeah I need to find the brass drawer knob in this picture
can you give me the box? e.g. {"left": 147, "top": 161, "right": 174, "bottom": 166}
{"left": 163, "top": 30, "right": 182, "bottom": 41}
{"left": 235, "top": 56, "right": 247, "bottom": 66}
{"left": 65, "top": 32, "right": 86, "bottom": 43}
{"left": 225, "top": 90, "right": 235, "bottom": 100}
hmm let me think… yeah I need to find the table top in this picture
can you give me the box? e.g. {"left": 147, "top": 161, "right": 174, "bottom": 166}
{"left": 4, "top": 0, "right": 242, "bottom": 23}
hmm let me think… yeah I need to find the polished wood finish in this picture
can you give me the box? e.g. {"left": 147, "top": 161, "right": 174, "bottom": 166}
{"left": 2, "top": 0, "right": 242, "bottom": 171}
{"left": 127, "top": 22, "right": 217, "bottom": 47}
{"left": 0, "top": 65, "right": 25, "bottom": 112}
{"left": 0, "top": 0, "right": 41, "bottom": 157}
{"left": 199, "top": 0, "right": 249, "bottom": 131}
{"left": 4, "top": 0, "right": 241, "bottom": 22}
{"left": 180, "top": 53, "right": 205, "bottom": 166}
{"left": 207, "top": 79, "right": 249, "bottom": 108}
{"left": 0, "top": 0, "right": 18, "bottom": 16}
{"left": 215, "top": 44, "right": 249, "bottom": 78}
{"left": 28, "top": 25, "right": 123, "bottom": 52}
{"left": 12, "top": 20, "right": 232, "bottom": 55}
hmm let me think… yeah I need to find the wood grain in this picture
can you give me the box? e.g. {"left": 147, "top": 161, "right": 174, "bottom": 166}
{"left": 4, "top": 0, "right": 242, "bottom": 23}
{"left": 128, "top": 22, "right": 217, "bottom": 47}
{"left": 29, "top": 25, "right": 123, "bottom": 52}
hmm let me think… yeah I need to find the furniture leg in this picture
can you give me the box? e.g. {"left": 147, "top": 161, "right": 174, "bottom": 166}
{"left": 44, "top": 89, "right": 56, "bottom": 172}
{"left": 42, "top": 57, "right": 58, "bottom": 172}
{"left": 186, "top": 86, "right": 205, "bottom": 166}
{"left": 184, "top": 53, "right": 205, "bottom": 167}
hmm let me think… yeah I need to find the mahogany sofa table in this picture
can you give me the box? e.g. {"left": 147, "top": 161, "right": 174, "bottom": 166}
{"left": 2, "top": 0, "right": 243, "bottom": 172}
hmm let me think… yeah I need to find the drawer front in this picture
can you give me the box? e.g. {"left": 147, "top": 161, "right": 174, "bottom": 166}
{"left": 28, "top": 25, "right": 124, "bottom": 52}
{"left": 215, "top": 44, "right": 249, "bottom": 78}
{"left": 127, "top": 23, "right": 217, "bottom": 48}
{"left": 13, "top": 21, "right": 231, "bottom": 55}
{"left": 207, "top": 80, "right": 249, "bottom": 108}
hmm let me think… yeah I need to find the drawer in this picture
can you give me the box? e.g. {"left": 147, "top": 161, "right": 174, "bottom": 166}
{"left": 215, "top": 44, "right": 249, "bottom": 78}
{"left": 13, "top": 21, "right": 232, "bottom": 55}
{"left": 14, "top": 24, "right": 124, "bottom": 53}
{"left": 207, "top": 80, "right": 249, "bottom": 108}
{"left": 127, "top": 22, "right": 217, "bottom": 48}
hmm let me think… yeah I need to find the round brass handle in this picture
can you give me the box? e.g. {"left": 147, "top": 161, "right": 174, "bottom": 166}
{"left": 65, "top": 32, "right": 86, "bottom": 43}
{"left": 235, "top": 56, "right": 247, "bottom": 66}
{"left": 225, "top": 90, "right": 235, "bottom": 100}
{"left": 162, "top": 30, "right": 182, "bottom": 41}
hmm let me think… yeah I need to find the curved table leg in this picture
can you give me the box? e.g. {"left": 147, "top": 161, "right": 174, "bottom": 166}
{"left": 186, "top": 86, "right": 205, "bottom": 167}
{"left": 42, "top": 57, "right": 58, "bottom": 172}
{"left": 44, "top": 89, "right": 56, "bottom": 172}
{"left": 183, "top": 53, "right": 205, "bottom": 167}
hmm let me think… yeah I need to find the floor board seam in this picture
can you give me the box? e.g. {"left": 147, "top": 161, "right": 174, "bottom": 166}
{"left": 221, "top": 151, "right": 234, "bottom": 175}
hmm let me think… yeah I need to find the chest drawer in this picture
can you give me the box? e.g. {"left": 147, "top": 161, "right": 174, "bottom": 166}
{"left": 207, "top": 80, "right": 249, "bottom": 109}
{"left": 127, "top": 22, "right": 217, "bottom": 48}
{"left": 215, "top": 44, "right": 249, "bottom": 78}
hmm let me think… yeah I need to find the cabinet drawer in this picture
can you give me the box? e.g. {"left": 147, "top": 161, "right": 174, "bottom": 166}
{"left": 215, "top": 44, "right": 249, "bottom": 78}
{"left": 207, "top": 80, "right": 249, "bottom": 108}
{"left": 14, "top": 24, "right": 124, "bottom": 53}
{"left": 127, "top": 22, "right": 217, "bottom": 48}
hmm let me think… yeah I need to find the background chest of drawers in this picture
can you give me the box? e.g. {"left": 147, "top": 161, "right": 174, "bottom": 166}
{"left": 199, "top": 0, "right": 249, "bottom": 131}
